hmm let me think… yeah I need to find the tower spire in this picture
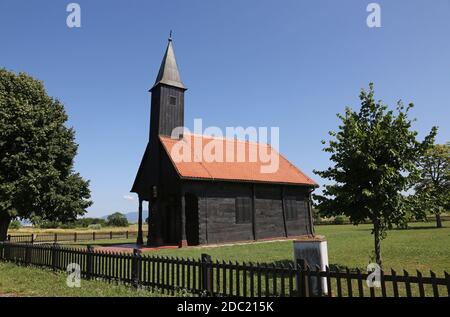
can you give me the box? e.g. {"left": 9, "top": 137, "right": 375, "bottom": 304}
{"left": 151, "top": 34, "right": 185, "bottom": 91}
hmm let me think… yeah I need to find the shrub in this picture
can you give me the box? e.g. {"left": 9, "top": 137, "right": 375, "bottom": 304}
{"left": 106, "top": 212, "right": 128, "bottom": 227}
{"left": 333, "top": 216, "right": 347, "bottom": 225}
{"left": 88, "top": 224, "right": 102, "bottom": 230}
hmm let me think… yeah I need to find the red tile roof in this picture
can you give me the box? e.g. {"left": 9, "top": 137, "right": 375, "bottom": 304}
{"left": 159, "top": 134, "right": 317, "bottom": 186}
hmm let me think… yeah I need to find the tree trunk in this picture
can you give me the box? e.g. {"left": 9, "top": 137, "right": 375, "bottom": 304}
{"left": 0, "top": 212, "right": 11, "bottom": 241}
{"left": 373, "top": 219, "right": 382, "bottom": 267}
{"left": 435, "top": 213, "right": 443, "bottom": 228}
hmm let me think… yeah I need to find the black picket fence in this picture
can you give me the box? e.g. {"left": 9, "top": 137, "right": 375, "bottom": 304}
{"left": 7, "top": 231, "right": 138, "bottom": 244}
{"left": 0, "top": 242, "right": 449, "bottom": 297}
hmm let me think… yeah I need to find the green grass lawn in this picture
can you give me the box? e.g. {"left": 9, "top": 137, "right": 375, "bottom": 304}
{"left": 44, "top": 222, "right": 450, "bottom": 275}
{"left": 139, "top": 222, "right": 450, "bottom": 276}
{"left": 2, "top": 222, "right": 448, "bottom": 297}
{"left": 0, "top": 262, "right": 171, "bottom": 297}
{"left": 317, "top": 222, "right": 450, "bottom": 274}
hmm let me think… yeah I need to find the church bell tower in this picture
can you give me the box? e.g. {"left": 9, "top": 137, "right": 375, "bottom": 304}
{"left": 149, "top": 35, "right": 186, "bottom": 142}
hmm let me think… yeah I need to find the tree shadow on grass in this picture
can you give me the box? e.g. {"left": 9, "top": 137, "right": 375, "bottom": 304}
{"left": 328, "top": 263, "right": 363, "bottom": 272}
{"left": 391, "top": 225, "right": 444, "bottom": 231}
{"left": 264, "top": 259, "right": 362, "bottom": 272}
{"left": 269, "top": 259, "right": 294, "bottom": 267}
{"left": 256, "top": 260, "right": 367, "bottom": 276}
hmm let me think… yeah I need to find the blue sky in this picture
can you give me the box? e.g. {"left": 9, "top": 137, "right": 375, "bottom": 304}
{"left": 1, "top": 0, "right": 449, "bottom": 218}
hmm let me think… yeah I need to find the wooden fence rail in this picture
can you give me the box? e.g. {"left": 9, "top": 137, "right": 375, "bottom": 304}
{"left": 7, "top": 231, "right": 137, "bottom": 244}
{"left": 0, "top": 242, "right": 449, "bottom": 297}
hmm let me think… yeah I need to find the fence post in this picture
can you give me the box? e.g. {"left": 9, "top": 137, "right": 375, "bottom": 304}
{"left": 132, "top": 248, "right": 142, "bottom": 288}
{"left": 6, "top": 242, "right": 12, "bottom": 260}
{"left": 110, "top": 231, "right": 113, "bottom": 240}
{"left": 25, "top": 244, "right": 32, "bottom": 265}
{"left": 74, "top": 232, "right": 77, "bottom": 242}
{"left": 126, "top": 231, "right": 129, "bottom": 239}
{"left": 30, "top": 234, "right": 34, "bottom": 244}
{"left": 54, "top": 233, "right": 57, "bottom": 243}
{"left": 4, "top": 242, "right": 11, "bottom": 260}
{"left": 93, "top": 232, "right": 95, "bottom": 241}
{"left": 296, "top": 258, "right": 309, "bottom": 297}
{"left": 86, "top": 245, "right": 94, "bottom": 279}
{"left": 201, "top": 253, "right": 213, "bottom": 296}
{"left": 51, "top": 243, "right": 58, "bottom": 271}
{"left": 7, "top": 234, "right": 11, "bottom": 242}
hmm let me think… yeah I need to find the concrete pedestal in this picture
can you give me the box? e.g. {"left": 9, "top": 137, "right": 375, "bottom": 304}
{"left": 293, "top": 236, "right": 329, "bottom": 295}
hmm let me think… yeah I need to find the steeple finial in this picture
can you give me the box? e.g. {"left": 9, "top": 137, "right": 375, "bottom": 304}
{"left": 150, "top": 34, "right": 186, "bottom": 91}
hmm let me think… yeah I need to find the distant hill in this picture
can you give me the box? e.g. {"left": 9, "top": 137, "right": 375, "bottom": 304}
{"left": 102, "top": 210, "right": 149, "bottom": 224}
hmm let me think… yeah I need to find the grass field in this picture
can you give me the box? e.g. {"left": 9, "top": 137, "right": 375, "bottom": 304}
{"left": 0, "top": 262, "right": 171, "bottom": 297}
{"left": 137, "top": 222, "right": 450, "bottom": 275}
{"left": 61, "top": 222, "right": 450, "bottom": 276}
{"left": 8, "top": 224, "right": 147, "bottom": 234}
{"left": 1, "top": 222, "right": 449, "bottom": 297}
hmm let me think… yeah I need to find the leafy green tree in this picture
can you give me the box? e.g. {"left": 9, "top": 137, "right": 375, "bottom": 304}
{"left": 0, "top": 69, "right": 92, "bottom": 240}
{"left": 8, "top": 219, "right": 22, "bottom": 230}
{"left": 314, "top": 83, "right": 436, "bottom": 265}
{"left": 411, "top": 143, "right": 449, "bottom": 228}
{"left": 106, "top": 212, "right": 128, "bottom": 227}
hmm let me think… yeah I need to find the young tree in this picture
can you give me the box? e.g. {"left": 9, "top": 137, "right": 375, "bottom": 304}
{"left": 0, "top": 69, "right": 92, "bottom": 240}
{"left": 106, "top": 212, "right": 129, "bottom": 227}
{"left": 314, "top": 83, "right": 436, "bottom": 266}
{"left": 412, "top": 143, "right": 449, "bottom": 228}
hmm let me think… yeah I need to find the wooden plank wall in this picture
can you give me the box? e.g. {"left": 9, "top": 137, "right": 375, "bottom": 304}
{"left": 157, "top": 85, "right": 184, "bottom": 137}
{"left": 253, "top": 184, "right": 286, "bottom": 239}
{"left": 182, "top": 180, "right": 313, "bottom": 245}
{"left": 284, "top": 186, "right": 311, "bottom": 236}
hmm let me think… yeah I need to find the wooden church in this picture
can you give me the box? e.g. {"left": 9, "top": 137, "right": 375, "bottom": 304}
{"left": 131, "top": 36, "right": 318, "bottom": 247}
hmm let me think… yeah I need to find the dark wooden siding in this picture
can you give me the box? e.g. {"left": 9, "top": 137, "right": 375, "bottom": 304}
{"left": 144, "top": 82, "right": 186, "bottom": 244}
{"left": 158, "top": 146, "right": 183, "bottom": 243}
{"left": 183, "top": 181, "right": 254, "bottom": 244}
{"left": 182, "top": 180, "right": 313, "bottom": 245}
{"left": 254, "top": 184, "right": 286, "bottom": 239}
{"left": 157, "top": 85, "right": 184, "bottom": 137}
{"left": 283, "top": 186, "right": 311, "bottom": 236}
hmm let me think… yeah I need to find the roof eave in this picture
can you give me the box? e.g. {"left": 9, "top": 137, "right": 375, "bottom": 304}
{"left": 179, "top": 175, "right": 318, "bottom": 188}
{"left": 149, "top": 81, "right": 187, "bottom": 92}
